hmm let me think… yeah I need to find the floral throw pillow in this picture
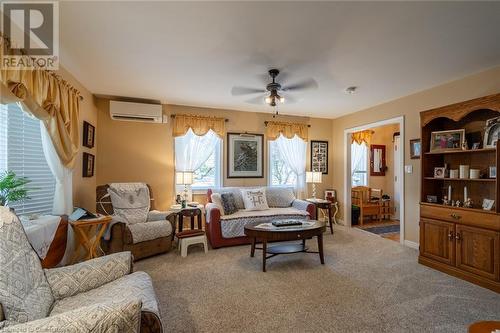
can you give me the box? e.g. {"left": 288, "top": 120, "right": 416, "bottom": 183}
{"left": 241, "top": 188, "right": 269, "bottom": 211}
{"left": 220, "top": 193, "right": 238, "bottom": 215}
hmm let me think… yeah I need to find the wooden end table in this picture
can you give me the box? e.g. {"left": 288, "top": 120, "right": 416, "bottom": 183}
{"left": 170, "top": 204, "right": 204, "bottom": 232}
{"left": 70, "top": 216, "right": 112, "bottom": 264}
{"left": 244, "top": 220, "right": 326, "bottom": 272}
{"left": 306, "top": 198, "right": 338, "bottom": 234}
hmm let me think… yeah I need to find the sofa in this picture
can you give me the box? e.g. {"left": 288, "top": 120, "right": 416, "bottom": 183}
{"left": 97, "top": 184, "right": 176, "bottom": 261}
{"left": 205, "top": 187, "right": 316, "bottom": 248}
{"left": 0, "top": 206, "right": 163, "bottom": 332}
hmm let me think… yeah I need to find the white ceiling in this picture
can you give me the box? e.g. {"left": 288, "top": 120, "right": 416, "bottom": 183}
{"left": 59, "top": 1, "right": 500, "bottom": 118}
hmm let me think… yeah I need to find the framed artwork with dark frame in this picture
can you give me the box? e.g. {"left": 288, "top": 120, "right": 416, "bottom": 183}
{"left": 310, "top": 140, "right": 328, "bottom": 174}
{"left": 227, "top": 132, "right": 264, "bottom": 178}
{"left": 83, "top": 121, "right": 95, "bottom": 148}
{"left": 82, "top": 152, "right": 95, "bottom": 178}
{"left": 370, "top": 144, "right": 386, "bottom": 176}
{"left": 409, "top": 139, "right": 421, "bottom": 159}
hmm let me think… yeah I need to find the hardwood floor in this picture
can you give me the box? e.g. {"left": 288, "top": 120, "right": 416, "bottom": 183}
{"left": 354, "top": 219, "right": 400, "bottom": 243}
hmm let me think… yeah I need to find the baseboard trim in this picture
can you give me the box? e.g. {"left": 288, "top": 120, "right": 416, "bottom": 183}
{"left": 403, "top": 240, "right": 419, "bottom": 249}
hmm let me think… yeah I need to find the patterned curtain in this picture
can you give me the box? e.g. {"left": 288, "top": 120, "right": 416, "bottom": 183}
{"left": 0, "top": 36, "right": 81, "bottom": 169}
{"left": 172, "top": 114, "right": 226, "bottom": 138}
{"left": 351, "top": 130, "right": 374, "bottom": 145}
{"left": 266, "top": 121, "right": 309, "bottom": 141}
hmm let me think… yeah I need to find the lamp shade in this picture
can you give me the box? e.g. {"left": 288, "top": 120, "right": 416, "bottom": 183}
{"left": 176, "top": 171, "right": 193, "bottom": 185}
{"left": 306, "top": 171, "right": 322, "bottom": 184}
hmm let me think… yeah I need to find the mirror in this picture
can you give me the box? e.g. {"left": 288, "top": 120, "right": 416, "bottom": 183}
{"left": 370, "top": 144, "right": 386, "bottom": 176}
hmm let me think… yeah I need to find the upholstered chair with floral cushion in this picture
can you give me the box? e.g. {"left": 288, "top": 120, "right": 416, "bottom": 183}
{"left": 0, "top": 207, "right": 164, "bottom": 332}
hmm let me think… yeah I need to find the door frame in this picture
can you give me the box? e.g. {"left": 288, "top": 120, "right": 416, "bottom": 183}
{"left": 343, "top": 116, "right": 405, "bottom": 245}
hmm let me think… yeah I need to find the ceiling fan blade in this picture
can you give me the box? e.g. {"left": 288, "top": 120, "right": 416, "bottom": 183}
{"left": 231, "top": 86, "right": 266, "bottom": 96}
{"left": 245, "top": 95, "right": 266, "bottom": 105}
{"left": 282, "top": 78, "right": 318, "bottom": 91}
{"left": 281, "top": 93, "right": 298, "bottom": 104}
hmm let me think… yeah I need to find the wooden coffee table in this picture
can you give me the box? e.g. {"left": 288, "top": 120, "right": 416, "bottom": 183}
{"left": 244, "top": 220, "right": 326, "bottom": 272}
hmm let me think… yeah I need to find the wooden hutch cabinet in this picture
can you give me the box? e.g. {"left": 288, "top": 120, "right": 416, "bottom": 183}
{"left": 419, "top": 93, "right": 500, "bottom": 293}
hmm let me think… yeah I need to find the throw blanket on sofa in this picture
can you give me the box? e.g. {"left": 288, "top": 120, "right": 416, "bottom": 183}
{"left": 219, "top": 207, "right": 309, "bottom": 238}
{"left": 107, "top": 183, "right": 171, "bottom": 244}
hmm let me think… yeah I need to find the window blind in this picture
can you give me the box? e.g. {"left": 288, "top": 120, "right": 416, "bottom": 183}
{"left": 0, "top": 103, "right": 55, "bottom": 215}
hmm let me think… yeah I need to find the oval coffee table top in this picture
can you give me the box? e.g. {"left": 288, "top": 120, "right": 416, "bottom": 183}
{"left": 244, "top": 220, "right": 324, "bottom": 234}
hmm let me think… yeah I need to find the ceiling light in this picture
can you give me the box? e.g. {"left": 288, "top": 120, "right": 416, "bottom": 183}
{"left": 279, "top": 96, "right": 285, "bottom": 103}
{"left": 345, "top": 86, "right": 357, "bottom": 94}
{"left": 265, "top": 96, "right": 272, "bottom": 104}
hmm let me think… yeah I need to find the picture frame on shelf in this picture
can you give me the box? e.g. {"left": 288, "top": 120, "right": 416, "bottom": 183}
{"left": 311, "top": 140, "right": 328, "bottom": 174}
{"left": 426, "top": 195, "right": 438, "bottom": 203}
{"left": 483, "top": 116, "right": 500, "bottom": 148}
{"left": 82, "top": 152, "right": 94, "bottom": 177}
{"left": 482, "top": 198, "right": 495, "bottom": 211}
{"left": 429, "top": 129, "right": 465, "bottom": 152}
{"left": 433, "top": 167, "right": 446, "bottom": 178}
{"left": 489, "top": 166, "right": 496, "bottom": 178}
{"left": 409, "top": 139, "right": 421, "bottom": 159}
{"left": 227, "top": 132, "right": 264, "bottom": 178}
{"left": 325, "top": 189, "right": 336, "bottom": 201}
{"left": 83, "top": 121, "right": 95, "bottom": 148}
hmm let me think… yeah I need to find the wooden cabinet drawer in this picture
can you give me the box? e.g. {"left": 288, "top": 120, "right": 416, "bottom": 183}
{"left": 420, "top": 204, "right": 500, "bottom": 231}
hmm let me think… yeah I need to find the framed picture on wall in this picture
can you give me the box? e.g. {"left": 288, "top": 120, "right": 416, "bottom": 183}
{"left": 82, "top": 152, "right": 95, "bottom": 177}
{"left": 83, "top": 121, "right": 95, "bottom": 148}
{"left": 409, "top": 139, "right": 421, "bottom": 159}
{"left": 227, "top": 132, "right": 264, "bottom": 178}
{"left": 310, "top": 140, "right": 328, "bottom": 174}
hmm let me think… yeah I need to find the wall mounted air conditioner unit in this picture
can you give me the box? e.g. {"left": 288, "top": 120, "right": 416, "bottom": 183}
{"left": 109, "top": 100, "right": 164, "bottom": 123}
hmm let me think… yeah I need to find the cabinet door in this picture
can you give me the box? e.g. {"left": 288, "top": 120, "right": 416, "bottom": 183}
{"left": 420, "top": 218, "right": 455, "bottom": 266}
{"left": 456, "top": 225, "right": 500, "bottom": 281}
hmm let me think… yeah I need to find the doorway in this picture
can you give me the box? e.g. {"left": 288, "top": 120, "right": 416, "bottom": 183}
{"left": 344, "top": 116, "right": 405, "bottom": 244}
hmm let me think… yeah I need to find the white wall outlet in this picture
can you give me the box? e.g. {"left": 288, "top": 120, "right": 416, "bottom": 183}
{"left": 405, "top": 165, "right": 413, "bottom": 173}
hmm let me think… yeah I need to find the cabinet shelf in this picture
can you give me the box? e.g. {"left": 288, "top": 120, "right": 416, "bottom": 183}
{"left": 424, "top": 148, "right": 495, "bottom": 155}
{"left": 423, "top": 177, "right": 496, "bottom": 182}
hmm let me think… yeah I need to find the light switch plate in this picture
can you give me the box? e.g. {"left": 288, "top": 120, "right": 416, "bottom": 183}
{"left": 405, "top": 165, "right": 413, "bottom": 173}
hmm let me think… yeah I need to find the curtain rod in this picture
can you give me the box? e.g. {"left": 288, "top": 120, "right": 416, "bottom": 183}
{"left": 264, "top": 121, "right": 311, "bottom": 128}
{"left": 170, "top": 114, "right": 229, "bottom": 122}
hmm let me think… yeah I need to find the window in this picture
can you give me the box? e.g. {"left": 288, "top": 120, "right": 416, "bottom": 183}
{"left": 174, "top": 129, "right": 222, "bottom": 191}
{"left": 268, "top": 135, "right": 306, "bottom": 189}
{"left": 191, "top": 141, "right": 221, "bottom": 190}
{"left": 0, "top": 103, "right": 55, "bottom": 215}
{"left": 351, "top": 142, "right": 368, "bottom": 186}
{"left": 269, "top": 140, "right": 297, "bottom": 186}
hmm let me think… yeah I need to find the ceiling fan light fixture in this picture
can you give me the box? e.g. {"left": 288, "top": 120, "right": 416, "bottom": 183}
{"left": 279, "top": 96, "right": 285, "bottom": 103}
{"left": 265, "top": 96, "right": 272, "bottom": 104}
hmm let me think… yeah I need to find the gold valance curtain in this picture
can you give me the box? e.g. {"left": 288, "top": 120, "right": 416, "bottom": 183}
{"left": 266, "top": 121, "right": 309, "bottom": 141}
{"left": 172, "top": 114, "right": 226, "bottom": 138}
{"left": 351, "top": 130, "right": 374, "bottom": 145}
{"left": 0, "top": 37, "right": 81, "bottom": 168}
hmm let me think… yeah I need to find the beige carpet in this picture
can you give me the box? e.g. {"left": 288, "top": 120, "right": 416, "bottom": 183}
{"left": 135, "top": 227, "right": 500, "bottom": 333}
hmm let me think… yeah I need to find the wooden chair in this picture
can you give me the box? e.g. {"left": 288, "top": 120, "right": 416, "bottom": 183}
{"left": 351, "top": 186, "right": 383, "bottom": 226}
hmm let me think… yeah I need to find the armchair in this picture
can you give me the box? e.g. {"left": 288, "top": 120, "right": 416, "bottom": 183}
{"left": 0, "top": 207, "right": 163, "bottom": 332}
{"left": 97, "top": 184, "right": 176, "bottom": 260}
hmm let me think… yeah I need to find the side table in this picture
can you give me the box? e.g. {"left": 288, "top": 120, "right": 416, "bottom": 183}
{"left": 70, "top": 215, "right": 112, "bottom": 264}
{"left": 170, "top": 204, "right": 204, "bottom": 232}
{"left": 306, "top": 198, "right": 337, "bottom": 234}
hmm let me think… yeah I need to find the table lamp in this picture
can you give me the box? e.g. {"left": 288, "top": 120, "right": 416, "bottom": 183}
{"left": 306, "top": 171, "right": 322, "bottom": 199}
{"left": 175, "top": 171, "right": 193, "bottom": 202}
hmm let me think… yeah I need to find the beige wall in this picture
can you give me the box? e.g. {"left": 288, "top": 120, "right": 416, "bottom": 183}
{"left": 331, "top": 65, "right": 500, "bottom": 244}
{"left": 368, "top": 123, "right": 400, "bottom": 201}
{"left": 95, "top": 102, "right": 333, "bottom": 210}
{"left": 57, "top": 67, "right": 98, "bottom": 211}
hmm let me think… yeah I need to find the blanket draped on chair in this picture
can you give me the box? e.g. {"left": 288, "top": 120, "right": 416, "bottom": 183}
{"left": 107, "top": 183, "right": 171, "bottom": 244}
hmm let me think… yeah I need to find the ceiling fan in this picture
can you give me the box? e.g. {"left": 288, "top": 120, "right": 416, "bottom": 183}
{"left": 231, "top": 69, "right": 318, "bottom": 108}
